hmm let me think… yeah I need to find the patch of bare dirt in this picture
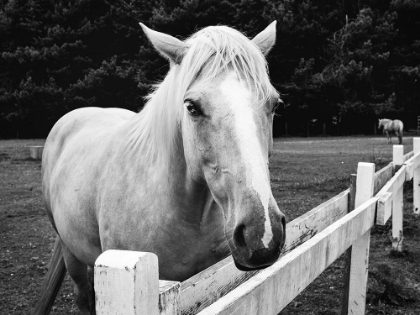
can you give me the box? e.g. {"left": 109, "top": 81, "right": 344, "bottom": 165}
{"left": 1, "top": 138, "right": 419, "bottom": 314}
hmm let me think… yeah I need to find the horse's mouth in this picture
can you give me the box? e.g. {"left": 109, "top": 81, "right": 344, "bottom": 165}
{"left": 233, "top": 259, "right": 272, "bottom": 272}
{"left": 232, "top": 245, "right": 282, "bottom": 271}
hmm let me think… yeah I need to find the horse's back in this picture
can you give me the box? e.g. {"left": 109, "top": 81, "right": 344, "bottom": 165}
{"left": 45, "top": 107, "right": 134, "bottom": 151}
{"left": 381, "top": 119, "right": 403, "bottom": 132}
{"left": 50, "top": 106, "right": 132, "bottom": 147}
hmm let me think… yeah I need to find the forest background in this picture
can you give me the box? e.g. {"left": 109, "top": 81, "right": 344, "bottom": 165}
{"left": 0, "top": 0, "right": 419, "bottom": 138}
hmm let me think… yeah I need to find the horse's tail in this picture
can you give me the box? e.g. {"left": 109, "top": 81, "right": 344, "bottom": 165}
{"left": 398, "top": 121, "right": 404, "bottom": 144}
{"left": 32, "top": 236, "right": 66, "bottom": 315}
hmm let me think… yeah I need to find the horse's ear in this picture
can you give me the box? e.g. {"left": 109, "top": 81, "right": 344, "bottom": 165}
{"left": 139, "top": 23, "right": 188, "bottom": 65}
{"left": 252, "top": 21, "right": 277, "bottom": 56}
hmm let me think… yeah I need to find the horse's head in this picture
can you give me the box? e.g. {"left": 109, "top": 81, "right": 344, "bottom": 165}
{"left": 140, "top": 22, "right": 286, "bottom": 271}
{"left": 378, "top": 118, "right": 389, "bottom": 130}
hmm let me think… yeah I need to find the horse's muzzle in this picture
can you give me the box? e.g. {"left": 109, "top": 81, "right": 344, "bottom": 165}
{"left": 232, "top": 213, "right": 286, "bottom": 270}
{"left": 233, "top": 247, "right": 282, "bottom": 271}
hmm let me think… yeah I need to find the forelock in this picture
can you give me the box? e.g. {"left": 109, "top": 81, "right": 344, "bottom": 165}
{"left": 178, "top": 25, "right": 278, "bottom": 103}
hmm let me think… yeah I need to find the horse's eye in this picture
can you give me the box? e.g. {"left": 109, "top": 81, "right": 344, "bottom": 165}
{"left": 185, "top": 100, "right": 201, "bottom": 116}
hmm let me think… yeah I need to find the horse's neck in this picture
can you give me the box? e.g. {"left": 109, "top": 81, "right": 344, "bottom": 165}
{"left": 113, "top": 102, "right": 226, "bottom": 233}
{"left": 118, "top": 122, "right": 219, "bottom": 228}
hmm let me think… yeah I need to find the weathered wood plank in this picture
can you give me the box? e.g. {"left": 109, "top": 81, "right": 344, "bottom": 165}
{"left": 179, "top": 256, "right": 257, "bottom": 315}
{"left": 340, "top": 174, "right": 356, "bottom": 315}
{"left": 177, "top": 189, "right": 350, "bottom": 315}
{"left": 404, "top": 151, "right": 420, "bottom": 181}
{"left": 393, "top": 145, "right": 404, "bottom": 167}
{"left": 354, "top": 163, "right": 375, "bottom": 208}
{"left": 413, "top": 138, "right": 420, "bottom": 214}
{"left": 392, "top": 183, "right": 404, "bottom": 251}
{"left": 403, "top": 151, "right": 414, "bottom": 163}
{"left": 413, "top": 138, "right": 420, "bottom": 154}
{"left": 376, "top": 192, "right": 392, "bottom": 225}
{"left": 375, "top": 165, "right": 406, "bottom": 225}
{"left": 282, "top": 189, "right": 350, "bottom": 253}
{"left": 29, "top": 146, "right": 44, "bottom": 160}
{"left": 392, "top": 146, "right": 405, "bottom": 251}
{"left": 373, "top": 163, "right": 393, "bottom": 195}
{"left": 347, "top": 162, "right": 375, "bottom": 315}
{"left": 95, "top": 250, "right": 159, "bottom": 315}
{"left": 348, "top": 231, "right": 370, "bottom": 314}
{"left": 159, "top": 281, "right": 181, "bottom": 315}
{"left": 196, "top": 197, "right": 378, "bottom": 315}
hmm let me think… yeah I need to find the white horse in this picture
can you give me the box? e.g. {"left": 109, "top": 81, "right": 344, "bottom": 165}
{"left": 378, "top": 118, "right": 404, "bottom": 144}
{"left": 32, "top": 22, "right": 286, "bottom": 314}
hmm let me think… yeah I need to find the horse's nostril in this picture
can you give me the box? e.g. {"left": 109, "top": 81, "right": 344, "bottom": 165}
{"left": 282, "top": 216, "right": 286, "bottom": 229}
{"left": 279, "top": 216, "right": 287, "bottom": 249}
{"left": 234, "top": 224, "right": 246, "bottom": 248}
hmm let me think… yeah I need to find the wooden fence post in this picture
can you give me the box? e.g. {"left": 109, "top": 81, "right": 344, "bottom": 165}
{"left": 95, "top": 250, "right": 159, "bottom": 315}
{"left": 393, "top": 145, "right": 404, "bottom": 168}
{"left": 392, "top": 145, "right": 404, "bottom": 251}
{"left": 159, "top": 280, "right": 181, "bottom": 315}
{"left": 29, "top": 146, "right": 44, "bottom": 160}
{"left": 413, "top": 138, "right": 420, "bottom": 215}
{"left": 347, "top": 162, "right": 375, "bottom": 315}
{"left": 341, "top": 174, "right": 356, "bottom": 315}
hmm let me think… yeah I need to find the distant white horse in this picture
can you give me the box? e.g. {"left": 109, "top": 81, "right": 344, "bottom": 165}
{"left": 378, "top": 118, "right": 404, "bottom": 144}
{"left": 33, "top": 22, "right": 286, "bottom": 314}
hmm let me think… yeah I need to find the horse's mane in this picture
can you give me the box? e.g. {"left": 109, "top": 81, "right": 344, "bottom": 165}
{"left": 125, "top": 25, "right": 278, "bottom": 173}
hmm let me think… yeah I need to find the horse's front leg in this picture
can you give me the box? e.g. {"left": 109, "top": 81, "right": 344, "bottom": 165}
{"left": 386, "top": 131, "right": 391, "bottom": 143}
{"left": 87, "top": 266, "right": 95, "bottom": 314}
{"left": 61, "top": 244, "right": 93, "bottom": 315}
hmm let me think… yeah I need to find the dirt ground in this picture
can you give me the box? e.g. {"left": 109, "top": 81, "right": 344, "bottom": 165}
{"left": 1, "top": 136, "right": 419, "bottom": 314}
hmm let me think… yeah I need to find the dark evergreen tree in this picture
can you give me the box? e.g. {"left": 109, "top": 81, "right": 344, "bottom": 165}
{"left": 0, "top": 0, "right": 419, "bottom": 137}
{"left": 0, "top": 0, "right": 153, "bottom": 137}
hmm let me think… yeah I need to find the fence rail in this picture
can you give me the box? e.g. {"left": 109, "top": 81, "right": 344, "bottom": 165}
{"left": 417, "top": 116, "right": 420, "bottom": 135}
{"left": 94, "top": 138, "right": 420, "bottom": 315}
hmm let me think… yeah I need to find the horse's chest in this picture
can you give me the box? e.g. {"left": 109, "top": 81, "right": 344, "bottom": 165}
{"left": 159, "top": 236, "right": 229, "bottom": 281}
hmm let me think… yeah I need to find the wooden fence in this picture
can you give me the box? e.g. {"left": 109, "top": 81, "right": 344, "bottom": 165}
{"left": 94, "top": 138, "right": 420, "bottom": 315}
{"left": 28, "top": 146, "right": 44, "bottom": 160}
{"left": 418, "top": 116, "right": 420, "bottom": 135}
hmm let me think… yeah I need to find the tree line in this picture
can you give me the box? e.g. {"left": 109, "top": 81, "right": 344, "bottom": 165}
{"left": 0, "top": 0, "right": 419, "bottom": 138}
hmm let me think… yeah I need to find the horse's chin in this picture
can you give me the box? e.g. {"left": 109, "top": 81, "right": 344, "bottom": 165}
{"left": 233, "top": 259, "right": 272, "bottom": 272}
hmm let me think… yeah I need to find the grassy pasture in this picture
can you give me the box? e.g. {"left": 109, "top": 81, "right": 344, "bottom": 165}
{"left": 0, "top": 136, "right": 419, "bottom": 314}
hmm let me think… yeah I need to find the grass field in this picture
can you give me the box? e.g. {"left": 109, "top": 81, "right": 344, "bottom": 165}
{"left": 1, "top": 136, "right": 419, "bottom": 314}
